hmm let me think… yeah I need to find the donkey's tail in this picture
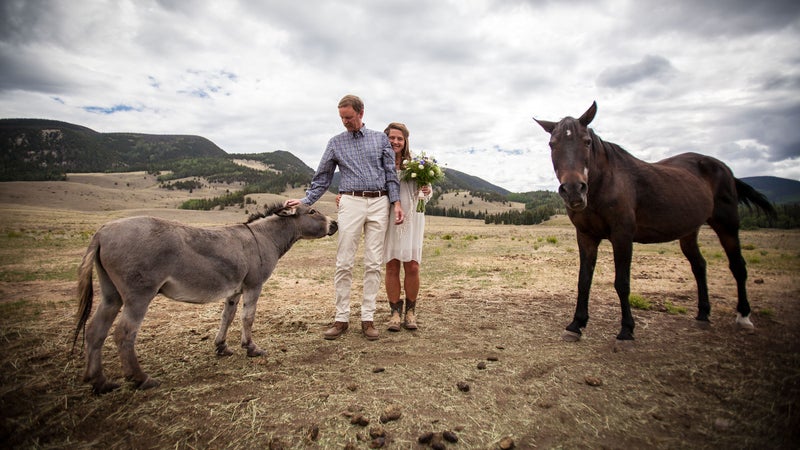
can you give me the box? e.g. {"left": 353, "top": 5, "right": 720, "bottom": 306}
{"left": 72, "top": 238, "right": 98, "bottom": 354}
{"left": 735, "top": 178, "right": 777, "bottom": 219}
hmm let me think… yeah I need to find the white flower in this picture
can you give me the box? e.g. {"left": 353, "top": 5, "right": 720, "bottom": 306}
{"left": 411, "top": 173, "right": 417, "bottom": 178}
{"left": 429, "top": 170, "right": 435, "bottom": 176}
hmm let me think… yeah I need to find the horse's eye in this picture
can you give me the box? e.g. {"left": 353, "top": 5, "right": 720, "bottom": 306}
{"left": 308, "top": 209, "right": 317, "bottom": 215}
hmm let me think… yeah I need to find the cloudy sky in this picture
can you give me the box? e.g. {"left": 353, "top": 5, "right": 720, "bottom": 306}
{"left": 2, "top": 0, "right": 799, "bottom": 192}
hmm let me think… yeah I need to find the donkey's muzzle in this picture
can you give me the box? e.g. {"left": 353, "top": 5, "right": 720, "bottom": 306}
{"left": 327, "top": 220, "right": 338, "bottom": 236}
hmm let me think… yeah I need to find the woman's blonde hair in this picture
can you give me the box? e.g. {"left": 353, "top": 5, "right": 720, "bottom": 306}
{"left": 384, "top": 122, "right": 411, "bottom": 167}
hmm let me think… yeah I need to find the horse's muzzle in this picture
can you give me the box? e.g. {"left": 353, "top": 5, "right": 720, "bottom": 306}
{"left": 565, "top": 200, "right": 587, "bottom": 211}
{"left": 559, "top": 181, "right": 588, "bottom": 211}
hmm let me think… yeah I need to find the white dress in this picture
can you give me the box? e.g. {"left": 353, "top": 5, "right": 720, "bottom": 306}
{"left": 383, "top": 171, "right": 431, "bottom": 264}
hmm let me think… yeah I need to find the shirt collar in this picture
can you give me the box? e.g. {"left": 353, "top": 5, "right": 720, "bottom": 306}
{"left": 352, "top": 124, "right": 365, "bottom": 138}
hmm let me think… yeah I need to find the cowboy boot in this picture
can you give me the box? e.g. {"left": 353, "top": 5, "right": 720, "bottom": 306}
{"left": 387, "top": 300, "right": 403, "bottom": 332}
{"left": 404, "top": 299, "right": 418, "bottom": 330}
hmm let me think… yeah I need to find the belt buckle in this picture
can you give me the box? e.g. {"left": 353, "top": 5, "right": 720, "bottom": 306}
{"left": 365, "top": 190, "right": 380, "bottom": 197}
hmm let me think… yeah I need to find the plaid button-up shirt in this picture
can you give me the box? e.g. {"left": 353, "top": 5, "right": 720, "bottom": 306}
{"left": 301, "top": 125, "right": 400, "bottom": 205}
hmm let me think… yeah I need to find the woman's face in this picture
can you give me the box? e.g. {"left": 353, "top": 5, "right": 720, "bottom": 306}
{"left": 387, "top": 128, "right": 405, "bottom": 155}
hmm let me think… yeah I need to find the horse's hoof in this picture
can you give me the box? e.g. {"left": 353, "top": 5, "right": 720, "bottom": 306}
{"left": 613, "top": 339, "right": 635, "bottom": 353}
{"left": 137, "top": 376, "right": 160, "bottom": 390}
{"left": 694, "top": 319, "right": 711, "bottom": 330}
{"left": 562, "top": 330, "right": 581, "bottom": 342}
{"left": 735, "top": 313, "right": 755, "bottom": 332}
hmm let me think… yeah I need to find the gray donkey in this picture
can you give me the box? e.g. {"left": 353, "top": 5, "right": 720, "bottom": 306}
{"left": 73, "top": 203, "right": 337, "bottom": 394}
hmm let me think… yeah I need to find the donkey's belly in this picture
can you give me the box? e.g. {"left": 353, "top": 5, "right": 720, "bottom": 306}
{"left": 159, "top": 277, "right": 241, "bottom": 304}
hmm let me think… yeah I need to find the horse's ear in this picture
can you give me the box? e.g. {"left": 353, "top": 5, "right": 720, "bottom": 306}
{"left": 533, "top": 118, "right": 557, "bottom": 134}
{"left": 579, "top": 101, "right": 597, "bottom": 126}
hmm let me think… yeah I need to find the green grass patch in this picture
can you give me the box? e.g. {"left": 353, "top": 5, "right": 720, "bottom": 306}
{"left": 629, "top": 293, "right": 651, "bottom": 310}
{"left": 664, "top": 301, "right": 687, "bottom": 315}
{"left": 755, "top": 308, "right": 774, "bottom": 318}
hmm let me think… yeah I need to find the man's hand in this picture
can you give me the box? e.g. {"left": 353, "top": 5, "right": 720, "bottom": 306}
{"left": 284, "top": 199, "right": 301, "bottom": 207}
{"left": 394, "top": 202, "right": 405, "bottom": 224}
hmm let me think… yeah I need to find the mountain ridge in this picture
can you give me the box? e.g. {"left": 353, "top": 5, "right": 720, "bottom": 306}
{"left": 2, "top": 118, "right": 797, "bottom": 204}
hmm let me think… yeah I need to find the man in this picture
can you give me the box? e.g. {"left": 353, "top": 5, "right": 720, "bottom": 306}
{"left": 285, "top": 94, "right": 404, "bottom": 341}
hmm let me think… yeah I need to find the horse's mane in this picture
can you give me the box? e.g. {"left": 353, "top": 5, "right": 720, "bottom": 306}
{"left": 589, "top": 128, "right": 638, "bottom": 166}
{"left": 245, "top": 203, "right": 287, "bottom": 224}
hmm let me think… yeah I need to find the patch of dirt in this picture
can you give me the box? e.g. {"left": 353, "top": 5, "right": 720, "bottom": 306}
{"left": 1, "top": 176, "right": 799, "bottom": 449}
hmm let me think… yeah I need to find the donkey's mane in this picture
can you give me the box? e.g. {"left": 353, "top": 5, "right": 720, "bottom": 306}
{"left": 245, "top": 203, "right": 287, "bottom": 224}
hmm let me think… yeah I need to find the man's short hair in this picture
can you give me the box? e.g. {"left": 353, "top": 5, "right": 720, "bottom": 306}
{"left": 338, "top": 94, "right": 364, "bottom": 114}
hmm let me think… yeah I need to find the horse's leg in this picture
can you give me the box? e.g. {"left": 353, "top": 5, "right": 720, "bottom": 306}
{"left": 214, "top": 292, "right": 241, "bottom": 356}
{"left": 564, "top": 232, "right": 600, "bottom": 341}
{"left": 83, "top": 272, "right": 123, "bottom": 394}
{"left": 240, "top": 284, "right": 266, "bottom": 357}
{"left": 709, "top": 222, "right": 754, "bottom": 330}
{"left": 113, "top": 295, "right": 158, "bottom": 390}
{"left": 610, "top": 236, "right": 635, "bottom": 342}
{"left": 678, "top": 230, "right": 711, "bottom": 325}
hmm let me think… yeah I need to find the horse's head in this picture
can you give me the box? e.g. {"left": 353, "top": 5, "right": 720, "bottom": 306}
{"left": 534, "top": 101, "right": 597, "bottom": 212}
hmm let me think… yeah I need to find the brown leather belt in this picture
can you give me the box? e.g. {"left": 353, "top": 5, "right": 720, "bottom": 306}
{"left": 340, "top": 190, "right": 388, "bottom": 198}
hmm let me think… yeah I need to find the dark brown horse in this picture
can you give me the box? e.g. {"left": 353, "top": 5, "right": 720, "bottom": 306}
{"left": 534, "top": 102, "right": 776, "bottom": 345}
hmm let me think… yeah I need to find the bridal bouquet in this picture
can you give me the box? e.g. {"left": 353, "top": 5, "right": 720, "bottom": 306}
{"left": 400, "top": 152, "right": 445, "bottom": 212}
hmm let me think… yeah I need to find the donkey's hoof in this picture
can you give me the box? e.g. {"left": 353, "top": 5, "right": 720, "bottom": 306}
{"left": 92, "top": 381, "right": 121, "bottom": 395}
{"left": 246, "top": 347, "right": 267, "bottom": 357}
{"left": 216, "top": 347, "right": 234, "bottom": 357}
{"left": 562, "top": 330, "right": 582, "bottom": 342}
{"left": 137, "top": 376, "right": 160, "bottom": 390}
{"left": 612, "top": 339, "right": 635, "bottom": 353}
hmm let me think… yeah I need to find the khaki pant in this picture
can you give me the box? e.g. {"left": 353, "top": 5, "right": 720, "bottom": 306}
{"left": 334, "top": 195, "right": 390, "bottom": 322}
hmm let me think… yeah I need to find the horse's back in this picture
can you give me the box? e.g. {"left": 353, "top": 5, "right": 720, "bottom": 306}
{"left": 655, "top": 152, "right": 739, "bottom": 206}
{"left": 597, "top": 153, "right": 726, "bottom": 242}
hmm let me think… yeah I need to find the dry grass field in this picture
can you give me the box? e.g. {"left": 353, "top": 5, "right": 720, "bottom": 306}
{"left": 1, "top": 174, "right": 799, "bottom": 449}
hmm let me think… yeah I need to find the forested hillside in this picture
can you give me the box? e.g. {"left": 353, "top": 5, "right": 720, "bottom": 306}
{"left": 0, "top": 119, "right": 227, "bottom": 180}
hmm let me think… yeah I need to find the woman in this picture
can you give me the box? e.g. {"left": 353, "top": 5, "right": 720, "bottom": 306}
{"left": 382, "top": 122, "right": 432, "bottom": 331}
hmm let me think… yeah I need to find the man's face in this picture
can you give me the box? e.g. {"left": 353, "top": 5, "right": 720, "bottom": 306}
{"left": 339, "top": 106, "right": 363, "bottom": 132}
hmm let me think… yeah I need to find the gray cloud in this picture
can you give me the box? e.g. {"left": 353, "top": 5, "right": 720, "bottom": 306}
{"left": 0, "top": 47, "right": 79, "bottom": 93}
{"left": 596, "top": 55, "right": 676, "bottom": 88}
{"left": 1, "top": 0, "right": 798, "bottom": 191}
{"left": 627, "top": 0, "right": 800, "bottom": 37}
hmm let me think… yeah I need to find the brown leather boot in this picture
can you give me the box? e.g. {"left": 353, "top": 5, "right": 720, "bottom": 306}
{"left": 404, "top": 299, "right": 418, "bottom": 330}
{"left": 361, "top": 321, "right": 379, "bottom": 341}
{"left": 323, "top": 321, "right": 348, "bottom": 340}
{"left": 387, "top": 301, "right": 403, "bottom": 332}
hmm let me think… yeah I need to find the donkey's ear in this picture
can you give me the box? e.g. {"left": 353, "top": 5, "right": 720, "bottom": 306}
{"left": 579, "top": 101, "right": 597, "bottom": 126}
{"left": 276, "top": 205, "right": 297, "bottom": 217}
{"left": 533, "top": 118, "right": 557, "bottom": 134}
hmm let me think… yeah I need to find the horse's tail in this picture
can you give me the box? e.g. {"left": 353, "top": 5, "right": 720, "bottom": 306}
{"left": 735, "top": 178, "right": 777, "bottom": 219}
{"left": 72, "top": 237, "right": 98, "bottom": 354}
